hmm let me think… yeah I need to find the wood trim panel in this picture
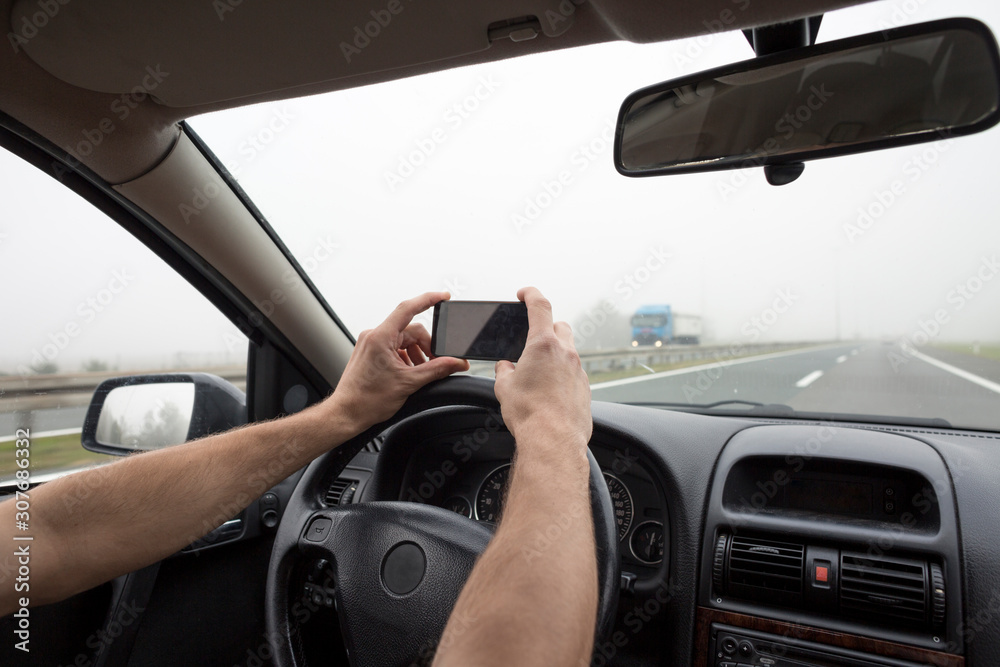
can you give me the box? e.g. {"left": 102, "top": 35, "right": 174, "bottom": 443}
{"left": 693, "top": 607, "right": 963, "bottom": 667}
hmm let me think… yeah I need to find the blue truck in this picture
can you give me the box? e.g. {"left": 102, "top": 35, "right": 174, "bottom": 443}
{"left": 630, "top": 305, "right": 702, "bottom": 347}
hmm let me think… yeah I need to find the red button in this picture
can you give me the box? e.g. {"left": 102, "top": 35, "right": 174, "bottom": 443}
{"left": 816, "top": 565, "right": 829, "bottom": 583}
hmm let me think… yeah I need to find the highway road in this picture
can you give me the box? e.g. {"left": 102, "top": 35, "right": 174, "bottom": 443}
{"left": 3, "top": 343, "right": 999, "bottom": 438}
{"left": 590, "top": 342, "right": 1000, "bottom": 432}
{"left": 0, "top": 405, "right": 87, "bottom": 437}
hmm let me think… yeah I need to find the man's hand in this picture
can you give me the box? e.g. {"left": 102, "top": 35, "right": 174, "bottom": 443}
{"left": 328, "top": 291, "right": 469, "bottom": 432}
{"left": 494, "top": 286, "right": 592, "bottom": 457}
{"left": 434, "top": 287, "right": 597, "bottom": 667}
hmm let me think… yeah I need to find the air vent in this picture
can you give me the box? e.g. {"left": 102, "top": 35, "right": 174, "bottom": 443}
{"left": 726, "top": 535, "right": 805, "bottom": 604}
{"left": 325, "top": 477, "right": 359, "bottom": 505}
{"left": 840, "top": 553, "right": 929, "bottom": 624}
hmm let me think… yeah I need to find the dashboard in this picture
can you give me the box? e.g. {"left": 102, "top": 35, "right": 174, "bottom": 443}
{"left": 395, "top": 422, "right": 670, "bottom": 576}
{"left": 316, "top": 399, "right": 1000, "bottom": 667}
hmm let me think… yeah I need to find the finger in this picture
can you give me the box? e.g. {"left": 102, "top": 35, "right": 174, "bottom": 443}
{"left": 400, "top": 323, "right": 433, "bottom": 356}
{"left": 495, "top": 360, "right": 515, "bottom": 382}
{"left": 398, "top": 349, "right": 412, "bottom": 365}
{"left": 385, "top": 292, "right": 451, "bottom": 333}
{"left": 407, "top": 356, "right": 469, "bottom": 385}
{"left": 516, "top": 286, "right": 554, "bottom": 338}
{"left": 407, "top": 343, "right": 428, "bottom": 365}
{"left": 554, "top": 321, "right": 575, "bottom": 348}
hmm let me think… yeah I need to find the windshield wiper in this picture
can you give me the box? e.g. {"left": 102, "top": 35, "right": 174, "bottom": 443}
{"left": 626, "top": 399, "right": 791, "bottom": 414}
{"left": 624, "top": 401, "right": 953, "bottom": 428}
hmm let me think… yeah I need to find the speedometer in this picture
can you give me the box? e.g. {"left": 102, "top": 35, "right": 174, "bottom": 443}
{"left": 475, "top": 465, "right": 634, "bottom": 539}
{"left": 475, "top": 464, "right": 510, "bottom": 522}
{"left": 603, "top": 473, "right": 634, "bottom": 541}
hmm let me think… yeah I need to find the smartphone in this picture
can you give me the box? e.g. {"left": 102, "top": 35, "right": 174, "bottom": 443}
{"left": 431, "top": 301, "right": 529, "bottom": 362}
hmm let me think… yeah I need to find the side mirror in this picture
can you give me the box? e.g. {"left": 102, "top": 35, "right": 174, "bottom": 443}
{"left": 81, "top": 373, "right": 247, "bottom": 456}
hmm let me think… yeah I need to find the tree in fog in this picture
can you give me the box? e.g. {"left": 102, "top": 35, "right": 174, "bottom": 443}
{"left": 30, "top": 360, "right": 58, "bottom": 374}
{"left": 572, "top": 301, "right": 633, "bottom": 352}
{"left": 136, "top": 399, "right": 190, "bottom": 448}
{"left": 82, "top": 359, "right": 109, "bottom": 372}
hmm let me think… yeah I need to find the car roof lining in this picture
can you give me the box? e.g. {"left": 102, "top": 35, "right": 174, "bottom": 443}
{"left": 1, "top": 0, "right": 874, "bottom": 183}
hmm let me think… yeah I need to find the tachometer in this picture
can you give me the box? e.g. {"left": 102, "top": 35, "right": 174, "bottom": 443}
{"left": 475, "top": 464, "right": 510, "bottom": 522}
{"left": 603, "top": 473, "right": 634, "bottom": 541}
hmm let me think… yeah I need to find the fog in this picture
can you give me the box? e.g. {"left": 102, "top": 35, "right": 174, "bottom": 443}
{"left": 2, "top": 0, "right": 998, "bottom": 373}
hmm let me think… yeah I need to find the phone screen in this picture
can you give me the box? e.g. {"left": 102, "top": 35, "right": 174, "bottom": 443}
{"left": 431, "top": 301, "right": 529, "bottom": 362}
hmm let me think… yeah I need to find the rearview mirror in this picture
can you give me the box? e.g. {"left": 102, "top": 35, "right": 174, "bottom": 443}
{"left": 615, "top": 18, "right": 1000, "bottom": 180}
{"left": 82, "top": 373, "right": 246, "bottom": 455}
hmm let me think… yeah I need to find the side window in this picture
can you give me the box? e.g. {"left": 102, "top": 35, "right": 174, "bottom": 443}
{"left": 0, "top": 149, "right": 248, "bottom": 485}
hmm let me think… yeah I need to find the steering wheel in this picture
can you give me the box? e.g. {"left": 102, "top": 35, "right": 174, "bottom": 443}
{"left": 266, "top": 375, "right": 620, "bottom": 667}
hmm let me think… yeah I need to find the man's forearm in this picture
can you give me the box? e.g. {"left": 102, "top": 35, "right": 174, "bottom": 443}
{"left": 0, "top": 400, "right": 357, "bottom": 615}
{"left": 434, "top": 429, "right": 598, "bottom": 667}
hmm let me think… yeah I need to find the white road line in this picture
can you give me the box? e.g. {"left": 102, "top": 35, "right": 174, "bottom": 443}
{"left": 0, "top": 427, "right": 82, "bottom": 443}
{"left": 836, "top": 355, "right": 847, "bottom": 363}
{"left": 590, "top": 344, "right": 845, "bottom": 390}
{"left": 795, "top": 370, "right": 824, "bottom": 388}
{"left": 906, "top": 348, "right": 1000, "bottom": 395}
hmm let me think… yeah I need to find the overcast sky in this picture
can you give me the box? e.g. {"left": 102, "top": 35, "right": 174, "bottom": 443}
{"left": 2, "top": 0, "right": 999, "bottom": 372}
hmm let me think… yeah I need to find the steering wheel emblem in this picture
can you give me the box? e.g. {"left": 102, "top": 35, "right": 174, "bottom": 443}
{"left": 381, "top": 542, "right": 426, "bottom": 595}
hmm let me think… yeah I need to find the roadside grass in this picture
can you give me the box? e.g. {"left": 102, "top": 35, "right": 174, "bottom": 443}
{"left": 0, "top": 431, "right": 115, "bottom": 484}
{"left": 585, "top": 345, "right": 811, "bottom": 384}
{"left": 934, "top": 343, "right": 1000, "bottom": 362}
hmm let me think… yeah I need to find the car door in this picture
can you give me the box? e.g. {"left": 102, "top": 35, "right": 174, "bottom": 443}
{"left": 0, "top": 131, "right": 326, "bottom": 666}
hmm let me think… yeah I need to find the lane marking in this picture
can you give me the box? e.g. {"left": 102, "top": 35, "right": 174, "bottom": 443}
{"left": 905, "top": 348, "right": 1000, "bottom": 395}
{"left": 795, "top": 370, "right": 824, "bottom": 388}
{"left": 0, "top": 427, "right": 82, "bottom": 443}
{"left": 836, "top": 355, "right": 847, "bottom": 363}
{"left": 590, "top": 343, "right": 847, "bottom": 390}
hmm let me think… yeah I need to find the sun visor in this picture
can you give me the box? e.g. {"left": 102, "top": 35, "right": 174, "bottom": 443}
{"left": 10, "top": 0, "right": 576, "bottom": 107}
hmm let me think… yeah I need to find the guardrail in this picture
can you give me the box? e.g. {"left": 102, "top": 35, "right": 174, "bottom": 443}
{"left": 0, "top": 366, "right": 247, "bottom": 413}
{"left": 469, "top": 341, "right": 814, "bottom": 377}
{"left": 0, "top": 342, "right": 814, "bottom": 413}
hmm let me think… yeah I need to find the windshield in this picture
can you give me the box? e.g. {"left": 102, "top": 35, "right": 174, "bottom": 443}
{"left": 189, "top": 0, "right": 1000, "bottom": 431}
{"left": 632, "top": 315, "right": 668, "bottom": 328}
